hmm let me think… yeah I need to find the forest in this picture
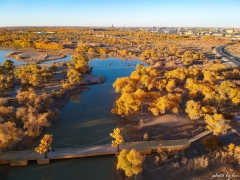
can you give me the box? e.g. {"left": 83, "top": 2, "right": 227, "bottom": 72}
{"left": 0, "top": 27, "right": 239, "bottom": 157}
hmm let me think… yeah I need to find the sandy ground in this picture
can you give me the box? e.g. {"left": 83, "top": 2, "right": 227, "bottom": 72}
{"left": 6, "top": 50, "right": 66, "bottom": 63}
{"left": 115, "top": 109, "right": 240, "bottom": 180}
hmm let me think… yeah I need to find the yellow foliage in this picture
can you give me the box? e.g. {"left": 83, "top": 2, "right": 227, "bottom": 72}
{"left": 76, "top": 44, "right": 90, "bottom": 53}
{"left": 149, "top": 93, "right": 181, "bottom": 115}
{"left": 204, "top": 113, "right": 228, "bottom": 135}
{"left": 201, "top": 105, "right": 215, "bottom": 114}
{"left": 164, "top": 68, "right": 187, "bottom": 83}
{"left": 111, "top": 89, "right": 147, "bottom": 116}
{"left": 228, "top": 143, "right": 235, "bottom": 151}
{"left": 209, "top": 64, "right": 227, "bottom": 71}
{"left": 166, "top": 79, "right": 176, "bottom": 93}
{"left": 113, "top": 77, "right": 136, "bottom": 93}
{"left": 35, "top": 134, "right": 53, "bottom": 156}
{"left": 0, "top": 121, "right": 23, "bottom": 148}
{"left": 14, "top": 64, "right": 53, "bottom": 87}
{"left": 34, "top": 42, "right": 63, "bottom": 50}
{"left": 185, "top": 100, "right": 203, "bottom": 120}
{"left": 110, "top": 128, "right": 123, "bottom": 150}
{"left": 117, "top": 149, "right": 143, "bottom": 177}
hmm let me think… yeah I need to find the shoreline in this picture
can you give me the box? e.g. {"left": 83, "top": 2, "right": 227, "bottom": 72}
{"left": 8, "top": 85, "right": 90, "bottom": 152}
{"left": 0, "top": 47, "right": 150, "bottom": 65}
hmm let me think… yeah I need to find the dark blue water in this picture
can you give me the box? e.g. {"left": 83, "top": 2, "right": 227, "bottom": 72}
{"left": 6, "top": 57, "right": 147, "bottom": 180}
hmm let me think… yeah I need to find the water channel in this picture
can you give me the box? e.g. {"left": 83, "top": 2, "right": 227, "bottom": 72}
{"left": 0, "top": 50, "right": 147, "bottom": 180}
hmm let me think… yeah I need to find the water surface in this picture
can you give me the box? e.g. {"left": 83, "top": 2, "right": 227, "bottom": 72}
{"left": 6, "top": 57, "right": 147, "bottom": 180}
{"left": 0, "top": 50, "right": 25, "bottom": 65}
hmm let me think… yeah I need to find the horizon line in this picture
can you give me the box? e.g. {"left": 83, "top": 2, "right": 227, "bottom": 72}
{"left": 0, "top": 25, "right": 240, "bottom": 29}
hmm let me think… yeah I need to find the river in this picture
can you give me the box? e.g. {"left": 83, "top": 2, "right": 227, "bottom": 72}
{"left": 0, "top": 50, "right": 25, "bottom": 65}
{"left": 0, "top": 51, "right": 147, "bottom": 180}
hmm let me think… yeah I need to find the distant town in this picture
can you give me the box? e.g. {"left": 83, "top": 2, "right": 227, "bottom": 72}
{"left": 11, "top": 26, "right": 239, "bottom": 40}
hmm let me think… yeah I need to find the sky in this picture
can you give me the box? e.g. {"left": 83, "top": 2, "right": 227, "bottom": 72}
{"left": 0, "top": 0, "right": 239, "bottom": 28}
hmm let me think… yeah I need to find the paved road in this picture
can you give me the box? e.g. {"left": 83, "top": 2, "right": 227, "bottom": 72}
{"left": 215, "top": 45, "right": 240, "bottom": 67}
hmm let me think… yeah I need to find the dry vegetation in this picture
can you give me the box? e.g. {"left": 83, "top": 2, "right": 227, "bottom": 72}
{"left": 226, "top": 42, "right": 240, "bottom": 56}
{"left": 0, "top": 27, "right": 239, "bottom": 179}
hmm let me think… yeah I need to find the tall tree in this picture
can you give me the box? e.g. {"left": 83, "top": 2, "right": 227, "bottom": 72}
{"left": 148, "top": 93, "right": 182, "bottom": 115}
{"left": 117, "top": 149, "right": 143, "bottom": 179}
{"left": 110, "top": 128, "right": 124, "bottom": 152}
{"left": 0, "top": 121, "right": 23, "bottom": 148}
{"left": 35, "top": 134, "right": 53, "bottom": 158}
{"left": 185, "top": 100, "right": 203, "bottom": 120}
{"left": 2, "top": 60, "right": 14, "bottom": 72}
{"left": 14, "top": 64, "right": 53, "bottom": 88}
{"left": 205, "top": 113, "right": 228, "bottom": 135}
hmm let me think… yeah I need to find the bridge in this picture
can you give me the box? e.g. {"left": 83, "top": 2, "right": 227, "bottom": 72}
{"left": 0, "top": 130, "right": 213, "bottom": 166}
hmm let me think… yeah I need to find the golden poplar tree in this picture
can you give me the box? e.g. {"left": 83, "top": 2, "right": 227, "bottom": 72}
{"left": 185, "top": 100, "right": 203, "bottom": 120}
{"left": 35, "top": 134, "right": 53, "bottom": 158}
{"left": 110, "top": 128, "right": 123, "bottom": 152}
{"left": 117, "top": 149, "right": 143, "bottom": 178}
{"left": 0, "top": 121, "right": 23, "bottom": 148}
{"left": 148, "top": 93, "right": 181, "bottom": 115}
{"left": 205, "top": 114, "right": 228, "bottom": 135}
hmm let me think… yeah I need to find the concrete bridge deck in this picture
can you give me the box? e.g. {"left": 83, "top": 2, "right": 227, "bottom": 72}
{"left": 0, "top": 130, "right": 214, "bottom": 166}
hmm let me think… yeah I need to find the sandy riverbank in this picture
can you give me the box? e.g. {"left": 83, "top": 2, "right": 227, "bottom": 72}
{"left": 116, "top": 110, "right": 240, "bottom": 180}
{"left": 6, "top": 50, "right": 66, "bottom": 64}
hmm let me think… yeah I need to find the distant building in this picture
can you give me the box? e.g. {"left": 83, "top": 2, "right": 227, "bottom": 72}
{"left": 91, "top": 28, "right": 106, "bottom": 32}
{"left": 212, "top": 33, "right": 224, "bottom": 37}
{"left": 163, "top": 29, "right": 177, "bottom": 34}
{"left": 34, "top": 31, "right": 55, "bottom": 34}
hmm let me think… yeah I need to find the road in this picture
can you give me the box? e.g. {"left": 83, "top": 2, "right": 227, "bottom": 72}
{"left": 215, "top": 45, "right": 240, "bottom": 67}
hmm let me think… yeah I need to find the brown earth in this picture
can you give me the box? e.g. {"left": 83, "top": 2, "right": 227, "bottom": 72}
{"left": 115, "top": 110, "right": 240, "bottom": 180}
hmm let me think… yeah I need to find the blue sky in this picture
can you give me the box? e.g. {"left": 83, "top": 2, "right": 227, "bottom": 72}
{"left": 0, "top": 0, "right": 239, "bottom": 27}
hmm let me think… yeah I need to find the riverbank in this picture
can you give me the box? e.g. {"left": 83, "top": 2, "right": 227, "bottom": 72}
{"left": 12, "top": 85, "right": 90, "bottom": 151}
{"left": 6, "top": 50, "right": 66, "bottom": 64}
{"left": 119, "top": 109, "right": 240, "bottom": 180}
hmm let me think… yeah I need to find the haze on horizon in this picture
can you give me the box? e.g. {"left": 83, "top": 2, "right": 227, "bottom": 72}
{"left": 0, "top": 0, "right": 239, "bottom": 28}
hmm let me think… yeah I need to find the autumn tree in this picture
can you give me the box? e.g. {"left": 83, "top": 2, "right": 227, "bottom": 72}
{"left": 34, "top": 42, "right": 63, "bottom": 50}
{"left": 148, "top": 93, "right": 182, "bottom": 115}
{"left": 87, "top": 48, "right": 95, "bottom": 54}
{"left": 110, "top": 128, "right": 124, "bottom": 152}
{"left": 185, "top": 100, "right": 203, "bottom": 120}
{"left": 35, "top": 134, "right": 53, "bottom": 158}
{"left": 2, "top": 60, "right": 14, "bottom": 72}
{"left": 117, "top": 149, "right": 143, "bottom": 179}
{"left": 166, "top": 79, "right": 176, "bottom": 93}
{"left": 205, "top": 113, "right": 228, "bottom": 135}
{"left": 216, "top": 80, "right": 240, "bottom": 106}
{"left": 14, "top": 64, "right": 53, "bottom": 88}
{"left": 111, "top": 89, "right": 147, "bottom": 116}
{"left": 113, "top": 77, "right": 137, "bottom": 93}
{"left": 0, "top": 121, "right": 23, "bottom": 149}
{"left": 50, "top": 64, "right": 58, "bottom": 73}
{"left": 0, "top": 60, "right": 15, "bottom": 96}
{"left": 0, "top": 105, "right": 15, "bottom": 122}
{"left": 76, "top": 44, "right": 90, "bottom": 53}
{"left": 62, "top": 64, "right": 82, "bottom": 89}
{"left": 16, "top": 89, "right": 54, "bottom": 137}
{"left": 16, "top": 88, "right": 53, "bottom": 112}
{"left": 164, "top": 68, "right": 187, "bottom": 84}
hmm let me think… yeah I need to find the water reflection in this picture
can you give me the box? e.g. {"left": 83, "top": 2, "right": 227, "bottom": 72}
{"left": 6, "top": 57, "right": 147, "bottom": 180}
